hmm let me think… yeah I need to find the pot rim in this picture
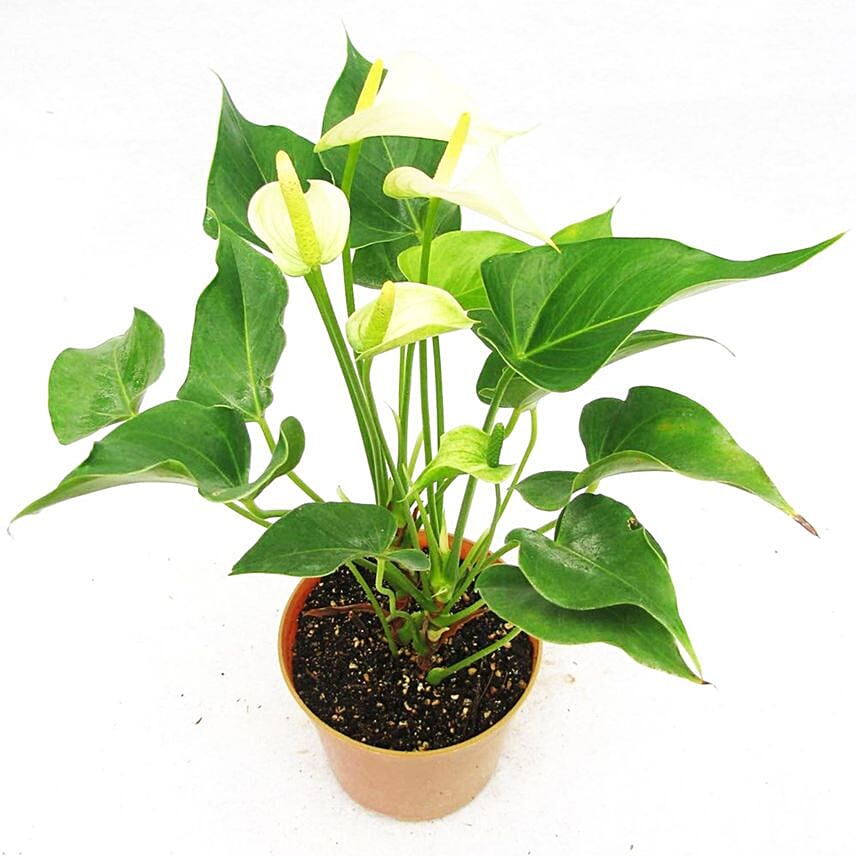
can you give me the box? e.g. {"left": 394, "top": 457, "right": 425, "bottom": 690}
{"left": 278, "top": 574, "right": 542, "bottom": 759}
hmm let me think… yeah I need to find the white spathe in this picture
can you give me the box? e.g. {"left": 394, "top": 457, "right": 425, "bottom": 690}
{"left": 346, "top": 281, "right": 473, "bottom": 359}
{"left": 383, "top": 149, "right": 555, "bottom": 247}
{"left": 316, "top": 53, "right": 519, "bottom": 151}
{"left": 248, "top": 179, "right": 350, "bottom": 277}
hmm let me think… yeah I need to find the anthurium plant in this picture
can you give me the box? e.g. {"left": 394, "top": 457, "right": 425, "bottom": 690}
{"left": 17, "top": 38, "right": 839, "bottom": 691}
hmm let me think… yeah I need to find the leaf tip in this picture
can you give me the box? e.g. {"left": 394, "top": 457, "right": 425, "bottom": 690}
{"left": 794, "top": 514, "right": 819, "bottom": 537}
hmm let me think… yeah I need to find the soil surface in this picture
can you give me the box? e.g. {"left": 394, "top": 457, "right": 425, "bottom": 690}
{"left": 292, "top": 567, "right": 534, "bottom": 751}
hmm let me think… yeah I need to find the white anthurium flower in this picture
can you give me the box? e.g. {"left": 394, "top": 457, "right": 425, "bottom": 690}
{"left": 248, "top": 150, "right": 350, "bottom": 276}
{"left": 316, "top": 53, "right": 520, "bottom": 152}
{"left": 384, "top": 146, "right": 557, "bottom": 248}
{"left": 346, "top": 281, "right": 473, "bottom": 359}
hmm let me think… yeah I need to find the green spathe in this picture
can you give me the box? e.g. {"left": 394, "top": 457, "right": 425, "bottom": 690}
{"left": 412, "top": 425, "right": 514, "bottom": 492}
{"left": 232, "top": 502, "right": 398, "bottom": 576}
{"left": 48, "top": 308, "right": 164, "bottom": 445}
{"left": 398, "top": 230, "right": 528, "bottom": 310}
{"left": 346, "top": 281, "right": 472, "bottom": 358}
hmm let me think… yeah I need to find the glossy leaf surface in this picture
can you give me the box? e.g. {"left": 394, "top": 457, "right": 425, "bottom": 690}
{"left": 17, "top": 401, "right": 251, "bottom": 518}
{"left": 576, "top": 386, "right": 804, "bottom": 523}
{"left": 203, "top": 80, "right": 326, "bottom": 245}
{"left": 48, "top": 308, "right": 164, "bottom": 445}
{"left": 511, "top": 493, "right": 698, "bottom": 669}
{"left": 477, "top": 564, "right": 701, "bottom": 682}
{"left": 232, "top": 502, "right": 398, "bottom": 576}
{"left": 476, "top": 235, "right": 839, "bottom": 392}
{"left": 178, "top": 226, "right": 287, "bottom": 421}
{"left": 514, "top": 470, "right": 578, "bottom": 511}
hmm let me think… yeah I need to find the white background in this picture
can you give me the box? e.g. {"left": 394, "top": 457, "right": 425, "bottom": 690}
{"left": 1, "top": 1, "right": 854, "bottom": 853}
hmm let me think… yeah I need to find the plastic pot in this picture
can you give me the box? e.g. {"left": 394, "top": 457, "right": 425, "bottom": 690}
{"left": 277, "top": 541, "right": 541, "bottom": 821}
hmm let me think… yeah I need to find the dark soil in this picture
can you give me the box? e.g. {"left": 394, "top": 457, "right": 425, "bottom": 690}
{"left": 292, "top": 566, "right": 533, "bottom": 751}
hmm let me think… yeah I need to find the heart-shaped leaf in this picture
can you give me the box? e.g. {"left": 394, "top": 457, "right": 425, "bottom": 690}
{"left": 231, "top": 502, "right": 398, "bottom": 576}
{"left": 208, "top": 417, "right": 305, "bottom": 502}
{"left": 178, "top": 225, "right": 287, "bottom": 421}
{"left": 514, "top": 470, "right": 578, "bottom": 511}
{"left": 576, "top": 386, "right": 810, "bottom": 528}
{"left": 48, "top": 308, "right": 164, "bottom": 445}
{"left": 477, "top": 563, "right": 701, "bottom": 682}
{"left": 511, "top": 493, "right": 699, "bottom": 670}
{"left": 398, "top": 230, "right": 529, "bottom": 310}
{"left": 476, "top": 235, "right": 839, "bottom": 392}
{"left": 16, "top": 401, "right": 251, "bottom": 519}
{"left": 412, "top": 425, "right": 514, "bottom": 493}
{"left": 320, "top": 36, "right": 460, "bottom": 250}
{"left": 204, "top": 79, "right": 327, "bottom": 245}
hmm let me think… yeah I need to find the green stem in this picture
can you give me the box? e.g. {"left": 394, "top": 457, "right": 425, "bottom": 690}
{"left": 497, "top": 409, "right": 538, "bottom": 521}
{"left": 304, "top": 267, "right": 384, "bottom": 501}
{"left": 258, "top": 416, "right": 276, "bottom": 452}
{"left": 225, "top": 501, "right": 270, "bottom": 528}
{"left": 375, "top": 557, "right": 426, "bottom": 653}
{"left": 346, "top": 561, "right": 398, "bottom": 656}
{"left": 398, "top": 344, "right": 416, "bottom": 469}
{"left": 430, "top": 597, "right": 486, "bottom": 629}
{"left": 360, "top": 359, "right": 421, "bottom": 548}
{"left": 426, "top": 627, "right": 523, "bottom": 685}
{"left": 340, "top": 142, "right": 364, "bottom": 316}
{"left": 444, "top": 367, "right": 515, "bottom": 586}
{"left": 287, "top": 471, "right": 324, "bottom": 503}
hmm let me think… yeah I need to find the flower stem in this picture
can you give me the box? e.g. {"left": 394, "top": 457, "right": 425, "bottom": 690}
{"left": 287, "top": 471, "right": 324, "bottom": 503}
{"left": 304, "top": 267, "right": 385, "bottom": 501}
{"left": 340, "top": 142, "right": 364, "bottom": 316}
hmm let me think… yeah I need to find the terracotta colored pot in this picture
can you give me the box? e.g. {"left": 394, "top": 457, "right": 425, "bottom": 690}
{"left": 277, "top": 541, "right": 541, "bottom": 821}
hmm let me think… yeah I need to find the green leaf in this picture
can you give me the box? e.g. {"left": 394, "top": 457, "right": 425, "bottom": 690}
{"left": 204, "top": 79, "right": 326, "bottom": 245}
{"left": 231, "top": 502, "right": 398, "bottom": 577}
{"left": 514, "top": 470, "right": 578, "bottom": 511}
{"left": 551, "top": 204, "right": 615, "bottom": 244}
{"left": 477, "top": 564, "right": 701, "bottom": 682}
{"left": 178, "top": 226, "right": 287, "bottom": 421}
{"left": 607, "top": 329, "right": 732, "bottom": 365}
{"left": 319, "top": 36, "right": 461, "bottom": 248}
{"left": 351, "top": 235, "right": 412, "bottom": 287}
{"left": 208, "top": 416, "right": 304, "bottom": 502}
{"left": 386, "top": 548, "right": 431, "bottom": 573}
{"left": 16, "top": 401, "right": 251, "bottom": 519}
{"left": 346, "top": 282, "right": 472, "bottom": 359}
{"left": 476, "top": 351, "right": 548, "bottom": 411}
{"left": 476, "top": 235, "right": 840, "bottom": 393}
{"left": 412, "top": 425, "right": 514, "bottom": 493}
{"left": 48, "top": 308, "right": 164, "bottom": 445}
{"left": 510, "top": 493, "right": 699, "bottom": 671}
{"left": 398, "top": 230, "right": 529, "bottom": 310}
{"left": 575, "top": 386, "right": 810, "bottom": 527}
